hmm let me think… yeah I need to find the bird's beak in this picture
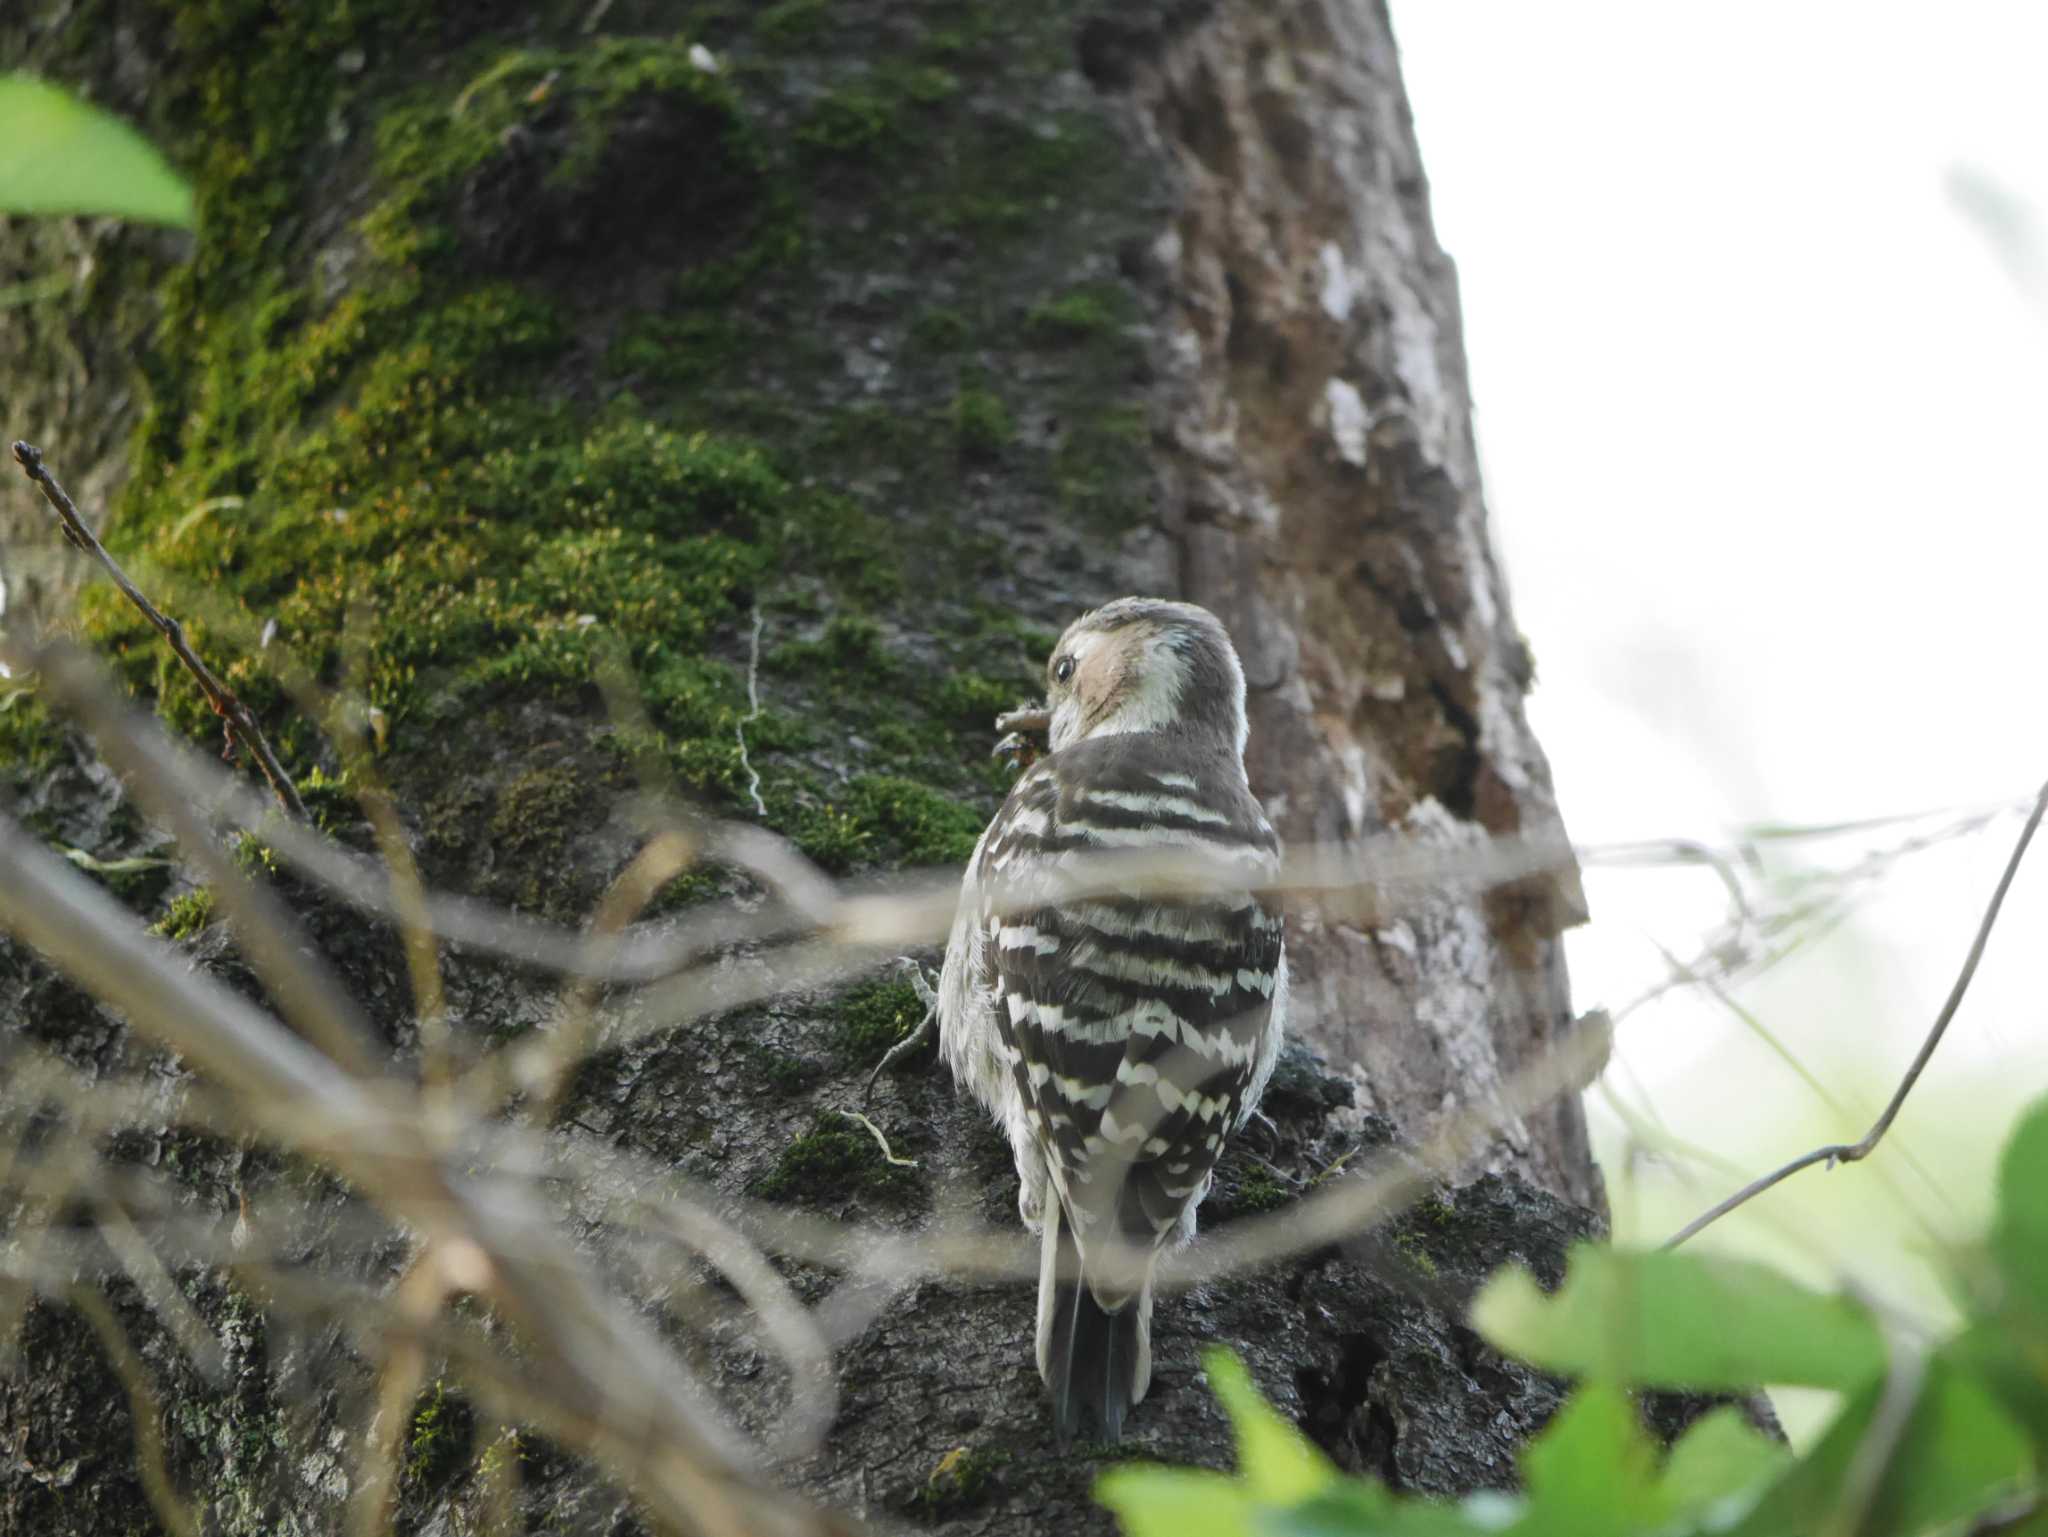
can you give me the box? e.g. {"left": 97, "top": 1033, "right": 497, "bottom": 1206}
{"left": 994, "top": 704, "right": 1051, "bottom": 738}
{"left": 991, "top": 703, "right": 1051, "bottom": 767}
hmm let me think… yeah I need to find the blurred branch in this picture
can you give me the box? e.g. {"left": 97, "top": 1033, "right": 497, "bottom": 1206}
{"left": 69, "top": 1284, "right": 202, "bottom": 1537}
{"left": 0, "top": 810, "right": 837, "bottom": 1536}
{"left": 13, "top": 595, "right": 2038, "bottom": 1529}
{"left": 9, "top": 440, "right": 307, "bottom": 820}
{"left": 1666, "top": 777, "right": 2048, "bottom": 1249}
{"left": 1823, "top": 1320, "right": 1928, "bottom": 1537}
{"left": 6, "top": 636, "right": 381, "bottom": 1077}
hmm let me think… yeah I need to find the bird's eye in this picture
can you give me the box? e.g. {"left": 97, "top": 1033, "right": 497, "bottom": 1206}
{"left": 1053, "top": 656, "right": 1076, "bottom": 685}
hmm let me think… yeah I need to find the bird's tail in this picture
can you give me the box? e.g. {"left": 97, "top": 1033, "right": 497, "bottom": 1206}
{"left": 1035, "top": 1197, "right": 1154, "bottom": 1444}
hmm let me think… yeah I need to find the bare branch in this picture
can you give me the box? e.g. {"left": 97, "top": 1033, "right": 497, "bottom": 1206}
{"left": 1823, "top": 1319, "right": 1927, "bottom": 1537}
{"left": 346, "top": 1248, "right": 440, "bottom": 1537}
{"left": 1666, "top": 777, "right": 2048, "bottom": 1249}
{"left": 735, "top": 604, "right": 768, "bottom": 819}
{"left": 6, "top": 635, "right": 382, "bottom": 1077}
{"left": 69, "top": 1285, "right": 202, "bottom": 1537}
{"left": 836, "top": 1109, "right": 919, "bottom": 1168}
{"left": 0, "top": 814, "right": 828, "bottom": 1536}
{"left": 10, "top": 440, "right": 307, "bottom": 820}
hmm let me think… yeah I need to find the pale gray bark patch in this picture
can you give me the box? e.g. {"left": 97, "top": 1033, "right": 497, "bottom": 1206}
{"left": 1107, "top": 0, "right": 1602, "bottom": 1210}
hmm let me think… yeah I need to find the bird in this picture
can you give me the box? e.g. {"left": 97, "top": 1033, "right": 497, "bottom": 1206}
{"left": 937, "top": 596, "right": 1287, "bottom": 1443}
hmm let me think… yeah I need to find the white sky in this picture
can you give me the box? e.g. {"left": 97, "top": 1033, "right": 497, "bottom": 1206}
{"left": 1387, "top": 0, "right": 2048, "bottom": 1315}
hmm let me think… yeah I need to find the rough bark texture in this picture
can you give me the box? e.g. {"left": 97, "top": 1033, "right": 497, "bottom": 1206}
{"left": 1118, "top": 2, "right": 1599, "bottom": 1210}
{"left": 2, "top": 1, "right": 1632, "bottom": 1534}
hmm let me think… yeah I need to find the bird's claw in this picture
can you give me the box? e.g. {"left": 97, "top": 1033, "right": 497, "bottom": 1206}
{"left": 1242, "top": 1107, "right": 1282, "bottom": 1159}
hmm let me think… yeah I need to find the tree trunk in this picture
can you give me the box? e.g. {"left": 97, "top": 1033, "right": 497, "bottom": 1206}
{"left": 0, "top": 2, "right": 1635, "bottom": 1534}
{"left": 1118, "top": 3, "right": 1602, "bottom": 1212}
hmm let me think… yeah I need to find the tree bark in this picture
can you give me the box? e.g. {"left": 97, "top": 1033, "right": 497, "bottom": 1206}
{"left": 0, "top": 2, "right": 1631, "bottom": 1534}
{"left": 1118, "top": 1, "right": 1602, "bottom": 1211}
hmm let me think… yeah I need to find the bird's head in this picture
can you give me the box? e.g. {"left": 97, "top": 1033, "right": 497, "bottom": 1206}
{"left": 1043, "top": 598, "right": 1249, "bottom": 756}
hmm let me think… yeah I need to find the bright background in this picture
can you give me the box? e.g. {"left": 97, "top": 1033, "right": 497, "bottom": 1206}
{"left": 1389, "top": 0, "right": 2048, "bottom": 1419}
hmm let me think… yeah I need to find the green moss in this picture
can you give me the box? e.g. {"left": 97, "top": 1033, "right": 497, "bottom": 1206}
{"left": 403, "top": 1377, "right": 472, "bottom": 1490}
{"left": 797, "top": 82, "right": 900, "bottom": 159}
{"left": 835, "top": 975, "right": 926, "bottom": 1066}
{"left": 369, "top": 36, "right": 763, "bottom": 248}
{"left": 794, "top": 60, "right": 958, "bottom": 163}
{"left": 768, "top": 615, "right": 894, "bottom": 682}
{"left": 952, "top": 385, "right": 1013, "bottom": 460}
{"left": 485, "top": 763, "right": 601, "bottom": 914}
{"left": 474, "top": 1427, "right": 524, "bottom": 1487}
{"left": 841, "top": 775, "right": 983, "bottom": 866}
{"left": 892, "top": 63, "right": 963, "bottom": 106}
{"left": 228, "top": 830, "right": 278, "bottom": 878}
{"left": 916, "top": 109, "right": 1107, "bottom": 237}
{"left": 1393, "top": 1228, "right": 1441, "bottom": 1279}
{"left": 755, "top": 1111, "right": 920, "bottom": 1206}
{"left": 909, "top": 305, "right": 973, "bottom": 353}
{"left": 750, "top": 1044, "right": 817, "bottom": 1096}
{"left": 913, "top": 1444, "right": 1011, "bottom": 1513}
{"left": 151, "top": 888, "right": 218, "bottom": 941}
{"left": 16, "top": 0, "right": 1161, "bottom": 911}
{"left": 295, "top": 766, "right": 360, "bottom": 837}
{"left": 82, "top": 28, "right": 795, "bottom": 771}
{"left": 0, "top": 689, "right": 64, "bottom": 787}
{"left": 606, "top": 309, "right": 750, "bottom": 391}
{"left": 1054, "top": 404, "right": 1149, "bottom": 523}
{"left": 1024, "top": 286, "right": 1127, "bottom": 345}
{"left": 785, "top": 772, "right": 982, "bottom": 872}
{"left": 648, "top": 860, "right": 735, "bottom": 913}
{"left": 755, "top": 0, "right": 831, "bottom": 50}
{"left": 934, "top": 671, "right": 1028, "bottom": 728}
{"left": 968, "top": 607, "right": 1063, "bottom": 664}
{"left": 1233, "top": 1170, "right": 1293, "bottom": 1217}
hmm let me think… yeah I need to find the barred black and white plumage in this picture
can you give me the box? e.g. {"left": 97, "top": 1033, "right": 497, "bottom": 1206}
{"left": 938, "top": 597, "right": 1287, "bottom": 1443}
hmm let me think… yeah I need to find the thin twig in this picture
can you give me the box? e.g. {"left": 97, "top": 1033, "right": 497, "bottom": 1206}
{"left": 70, "top": 1285, "right": 202, "bottom": 1537}
{"left": 1666, "top": 776, "right": 2048, "bottom": 1249}
{"left": 0, "top": 816, "right": 831, "bottom": 1537}
{"left": 10, "top": 440, "right": 307, "bottom": 820}
{"left": 735, "top": 606, "right": 767, "bottom": 819}
{"left": 346, "top": 1248, "right": 441, "bottom": 1537}
{"left": 520, "top": 827, "right": 697, "bottom": 1124}
{"left": 8, "top": 637, "right": 380, "bottom": 1078}
{"left": 864, "top": 959, "right": 938, "bottom": 1097}
{"left": 836, "top": 1110, "right": 918, "bottom": 1168}
{"left": 1822, "top": 1318, "right": 1927, "bottom": 1537}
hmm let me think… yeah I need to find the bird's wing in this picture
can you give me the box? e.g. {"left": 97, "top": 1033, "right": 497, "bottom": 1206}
{"left": 984, "top": 737, "right": 1283, "bottom": 1285}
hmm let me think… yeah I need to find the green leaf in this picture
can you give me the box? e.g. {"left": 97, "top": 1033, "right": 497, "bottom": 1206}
{"left": 1653, "top": 1407, "right": 1788, "bottom": 1516}
{"left": 1252, "top": 1484, "right": 1391, "bottom": 1537}
{"left": 0, "top": 74, "right": 195, "bottom": 227}
{"left": 1258, "top": 1483, "right": 1494, "bottom": 1537}
{"left": 1993, "top": 1095, "right": 2048, "bottom": 1313}
{"left": 1097, "top": 1467, "right": 1253, "bottom": 1537}
{"left": 1203, "top": 1347, "right": 1338, "bottom": 1505}
{"left": 1510, "top": 1384, "right": 1660, "bottom": 1537}
{"left": 1734, "top": 1356, "right": 2031, "bottom": 1537}
{"left": 1967, "top": 1095, "right": 2048, "bottom": 1448}
{"left": 1954, "top": 1316, "right": 2048, "bottom": 1453}
{"left": 1472, "top": 1244, "right": 1887, "bottom": 1391}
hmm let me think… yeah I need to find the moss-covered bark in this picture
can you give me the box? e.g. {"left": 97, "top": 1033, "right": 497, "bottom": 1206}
{"left": 7, "top": 0, "right": 1175, "bottom": 893}
{"left": 2, "top": 2, "right": 1623, "bottom": 1533}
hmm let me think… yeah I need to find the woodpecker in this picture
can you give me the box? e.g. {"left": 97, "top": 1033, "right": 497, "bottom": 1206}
{"left": 938, "top": 597, "right": 1286, "bottom": 1442}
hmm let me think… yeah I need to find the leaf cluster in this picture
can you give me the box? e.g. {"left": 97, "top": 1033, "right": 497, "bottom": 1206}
{"left": 1103, "top": 1095, "right": 2048, "bottom": 1535}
